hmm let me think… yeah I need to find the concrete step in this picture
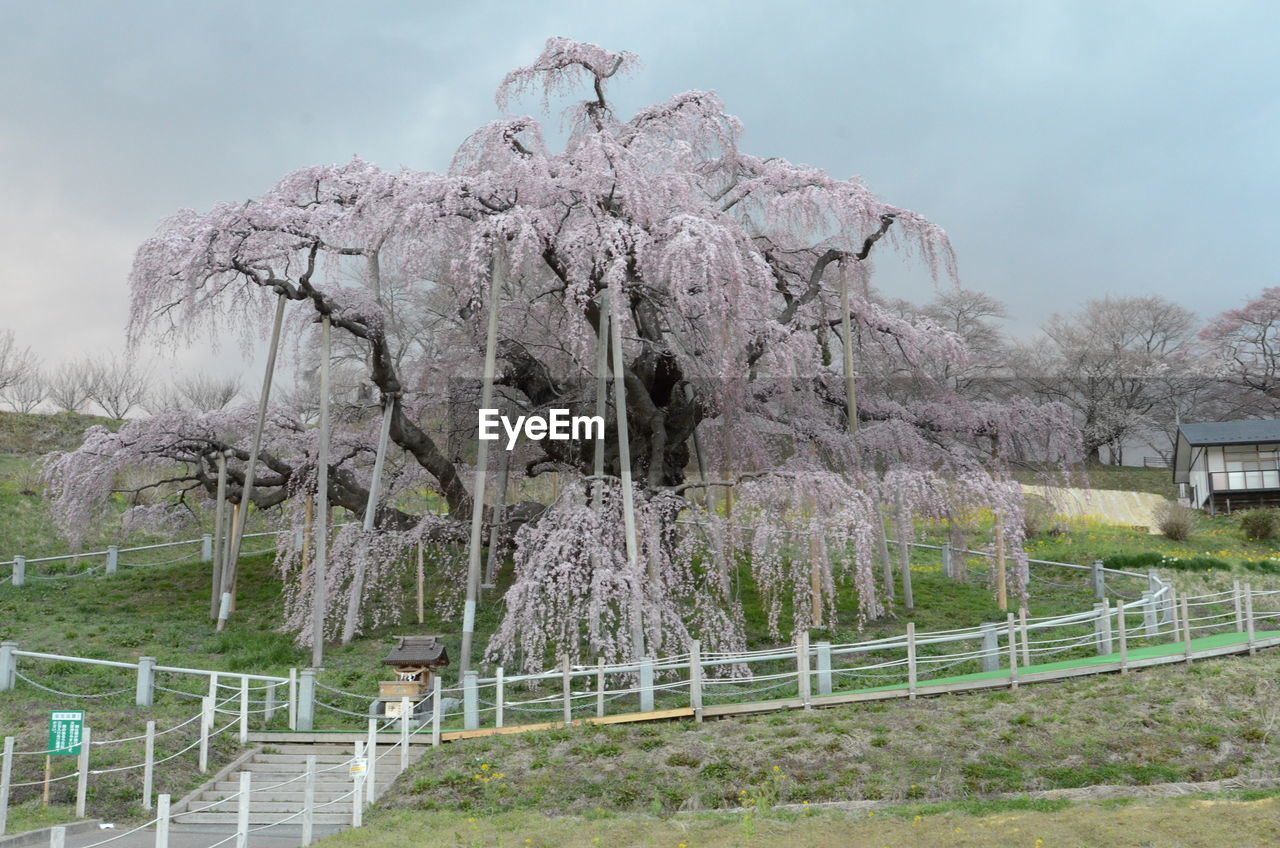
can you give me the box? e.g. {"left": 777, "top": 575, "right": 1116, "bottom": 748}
{"left": 173, "top": 812, "right": 351, "bottom": 826}
{"left": 182, "top": 799, "right": 364, "bottom": 813}
{"left": 210, "top": 777, "right": 393, "bottom": 792}
{"left": 170, "top": 823, "right": 345, "bottom": 837}
{"left": 252, "top": 754, "right": 354, "bottom": 764}
{"left": 200, "top": 788, "right": 359, "bottom": 802}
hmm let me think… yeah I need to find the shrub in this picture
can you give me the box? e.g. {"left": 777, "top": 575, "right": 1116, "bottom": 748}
{"left": 1021, "top": 494, "right": 1056, "bottom": 538}
{"left": 1102, "top": 552, "right": 1230, "bottom": 573}
{"left": 1238, "top": 508, "right": 1280, "bottom": 541}
{"left": 1153, "top": 499, "right": 1198, "bottom": 541}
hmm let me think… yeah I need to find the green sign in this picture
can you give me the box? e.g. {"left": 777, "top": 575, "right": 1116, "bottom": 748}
{"left": 48, "top": 710, "right": 84, "bottom": 756}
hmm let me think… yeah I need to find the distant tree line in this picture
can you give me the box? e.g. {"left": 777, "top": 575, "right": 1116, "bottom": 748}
{"left": 0, "top": 329, "right": 241, "bottom": 420}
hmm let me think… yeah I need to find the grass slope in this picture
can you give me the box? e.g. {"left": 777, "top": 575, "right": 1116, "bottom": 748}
{"left": 325, "top": 792, "right": 1280, "bottom": 848}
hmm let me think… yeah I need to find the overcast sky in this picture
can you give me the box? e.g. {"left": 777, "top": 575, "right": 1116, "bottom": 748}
{"left": 1, "top": 0, "right": 1277, "bottom": 383}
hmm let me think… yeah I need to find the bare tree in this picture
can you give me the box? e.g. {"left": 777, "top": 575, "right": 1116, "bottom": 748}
{"left": 0, "top": 329, "right": 38, "bottom": 396}
{"left": 175, "top": 373, "right": 241, "bottom": 412}
{"left": 1015, "top": 296, "right": 1198, "bottom": 464}
{"left": 3, "top": 370, "right": 46, "bottom": 413}
{"left": 88, "top": 353, "right": 152, "bottom": 420}
{"left": 920, "top": 288, "right": 1010, "bottom": 396}
{"left": 47, "top": 359, "right": 97, "bottom": 414}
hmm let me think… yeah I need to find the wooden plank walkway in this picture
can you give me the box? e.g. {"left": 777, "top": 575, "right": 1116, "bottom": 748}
{"left": 250, "top": 629, "right": 1280, "bottom": 746}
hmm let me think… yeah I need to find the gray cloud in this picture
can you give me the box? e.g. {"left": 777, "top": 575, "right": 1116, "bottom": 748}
{"left": 1, "top": 0, "right": 1276, "bottom": 377}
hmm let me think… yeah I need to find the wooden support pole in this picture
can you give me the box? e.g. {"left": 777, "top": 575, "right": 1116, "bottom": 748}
{"left": 235, "top": 771, "right": 249, "bottom": 848}
{"left": 416, "top": 543, "right": 425, "bottom": 625}
{"left": 399, "top": 696, "right": 411, "bottom": 771}
{"left": 210, "top": 452, "right": 227, "bottom": 620}
{"left": 154, "top": 795, "right": 169, "bottom": 848}
{"left": 343, "top": 395, "right": 395, "bottom": 645}
{"left": 198, "top": 697, "right": 212, "bottom": 773}
{"left": 223, "top": 293, "right": 287, "bottom": 625}
{"left": 995, "top": 513, "right": 1007, "bottom": 612}
{"left": 796, "top": 632, "right": 812, "bottom": 708}
{"left": 366, "top": 718, "right": 377, "bottom": 806}
{"left": 609, "top": 276, "right": 644, "bottom": 657}
{"left": 461, "top": 252, "right": 503, "bottom": 673}
{"left": 895, "top": 493, "right": 914, "bottom": 612}
{"left": 311, "top": 314, "right": 331, "bottom": 668}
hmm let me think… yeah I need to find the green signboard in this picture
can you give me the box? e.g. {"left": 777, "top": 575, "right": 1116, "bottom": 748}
{"left": 48, "top": 710, "right": 84, "bottom": 756}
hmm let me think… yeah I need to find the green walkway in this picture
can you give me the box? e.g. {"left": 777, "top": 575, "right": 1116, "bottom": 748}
{"left": 829, "top": 627, "right": 1280, "bottom": 698}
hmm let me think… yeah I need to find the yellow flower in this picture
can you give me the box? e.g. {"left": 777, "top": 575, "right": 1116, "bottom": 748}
{"left": 772, "top": 765, "right": 781, "bottom": 772}
{"left": 481, "top": 763, "right": 490, "bottom": 770}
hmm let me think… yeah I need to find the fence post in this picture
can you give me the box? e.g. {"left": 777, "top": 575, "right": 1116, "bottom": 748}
{"left": 596, "top": 658, "right": 606, "bottom": 719}
{"left": 302, "top": 755, "right": 316, "bottom": 846}
{"left": 1006, "top": 614, "right": 1018, "bottom": 690}
{"left": 207, "top": 672, "right": 219, "bottom": 701}
{"left": 399, "top": 697, "right": 411, "bottom": 769}
{"left": 815, "top": 641, "right": 833, "bottom": 697}
{"left": 1117, "top": 601, "right": 1128, "bottom": 674}
{"left": 1233, "top": 580, "right": 1244, "bottom": 633}
{"left": 561, "top": 656, "right": 573, "bottom": 727}
{"left": 134, "top": 657, "right": 156, "bottom": 708}
{"left": 1181, "top": 595, "right": 1193, "bottom": 664}
{"left": 142, "top": 720, "right": 155, "bottom": 811}
{"left": 287, "top": 668, "right": 298, "bottom": 731}
{"left": 198, "top": 696, "right": 212, "bottom": 773}
{"left": 1092, "top": 604, "right": 1106, "bottom": 655}
{"left": 0, "top": 736, "right": 12, "bottom": 836}
{"left": 431, "top": 676, "right": 443, "bottom": 748}
{"left": 1100, "top": 601, "right": 1114, "bottom": 655}
{"left": 238, "top": 677, "right": 249, "bottom": 744}
{"left": 298, "top": 669, "right": 315, "bottom": 732}
{"left": 1163, "top": 585, "right": 1175, "bottom": 627}
{"left": 351, "top": 740, "right": 364, "bottom": 828}
{"left": 365, "top": 719, "right": 377, "bottom": 805}
{"left": 980, "top": 624, "right": 999, "bottom": 673}
{"left": 50, "top": 826, "right": 64, "bottom": 848}
{"left": 154, "top": 794, "right": 170, "bottom": 848}
{"left": 1018, "top": 606, "right": 1031, "bottom": 669}
{"left": 690, "top": 640, "right": 703, "bottom": 721}
{"left": 0, "top": 642, "right": 16, "bottom": 692}
{"left": 639, "top": 657, "right": 655, "bottom": 712}
{"left": 941, "top": 541, "right": 953, "bottom": 579}
{"left": 495, "top": 667, "right": 505, "bottom": 729}
{"left": 264, "top": 682, "right": 277, "bottom": 723}
{"left": 1147, "top": 568, "right": 1161, "bottom": 596}
{"left": 462, "top": 671, "right": 478, "bottom": 731}
{"left": 1141, "top": 591, "right": 1157, "bottom": 637}
{"left": 906, "top": 623, "right": 917, "bottom": 700}
{"left": 11, "top": 557, "right": 22, "bottom": 588}
{"left": 74, "top": 726, "right": 90, "bottom": 818}
{"left": 1091, "top": 560, "right": 1105, "bottom": 599}
{"left": 105, "top": 546, "right": 118, "bottom": 575}
{"left": 235, "top": 770, "right": 250, "bottom": 848}
{"left": 1245, "top": 583, "right": 1257, "bottom": 656}
{"left": 796, "top": 632, "right": 811, "bottom": 708}
{"left": 201, "top": 534, "right": 213, "bottom": 562}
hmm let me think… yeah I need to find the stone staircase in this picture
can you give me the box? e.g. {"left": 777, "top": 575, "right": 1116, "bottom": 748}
{"left": 171, "top": 742, "right": 421, "bottom": 835}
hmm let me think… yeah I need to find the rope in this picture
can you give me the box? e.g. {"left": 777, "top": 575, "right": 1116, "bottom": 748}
{"left": 15, "top": 671, "right": 133, "bottom": 699}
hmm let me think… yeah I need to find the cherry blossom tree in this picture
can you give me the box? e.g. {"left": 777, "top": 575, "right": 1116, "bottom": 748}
{"left": 42, "top": 38, "right": 1078, "bottom": 670}
{"left": 1201, "top": 286, "right": 1280, "bottom": 416}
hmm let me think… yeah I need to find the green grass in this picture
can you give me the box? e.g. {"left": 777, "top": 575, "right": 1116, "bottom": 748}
{"left": 1013, "top": 462, "right": 1178, "bottom": 499}
{"left": 372, "top": 649, "right": 1280, "bottom": 818}
{"left": 319, "top": 784, "right": 1280, "bottom": 847}
{"left": 1, "top": 802, "right": 83, "bottom": 835}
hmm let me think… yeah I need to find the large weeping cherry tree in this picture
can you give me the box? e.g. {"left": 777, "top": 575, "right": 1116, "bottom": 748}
{"left": 42, "top": 38, "right": 1079, "bottom": 672}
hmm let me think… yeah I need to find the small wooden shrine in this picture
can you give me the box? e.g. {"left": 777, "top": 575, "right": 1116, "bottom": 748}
{"left": 379, "top": 636, "right": 450, "bottom": 719}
